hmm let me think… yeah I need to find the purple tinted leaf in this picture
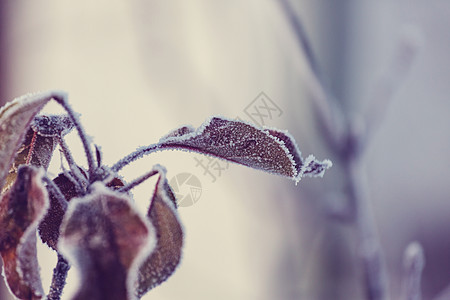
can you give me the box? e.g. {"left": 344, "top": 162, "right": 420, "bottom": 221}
{"left": 159, "top": 117, "right": 331, "bottom": 183}
{"left": 39, "top": 171, "right": 124, "bottom": 251}
{"left": 31, "top": 114, "right": 74, "bottom": 137}
{"left": 0, "top": 92, "right": 55, "bottom": 191}
{"left": 38, "top": 173, "right": 78, "bottom": 250}
{"left": 136, "top": 165, "right": 183, "bottom": 297}
{"left": 58, "top": 183, "right": 155, "bottom": 300}
{"left": 0, "top": 166, "right": 49, "bottom": 300}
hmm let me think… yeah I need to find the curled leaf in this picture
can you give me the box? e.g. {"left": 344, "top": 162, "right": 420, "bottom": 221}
{"left": 0, "top": 166, "right": 49, "bottom": 300}
{"left": 159, "top": 117, "right": 331, "bottom": 183}
{"left": 3, "top": 114, "right": 74, "bottom": 193}
{"left": 38, "top": 173, "right": 79, "bottom": 250}
{"left": 39, "top": 171, "right": 124, "bottom": 250}
{"left": 58, "top": 183, "right": 155, "bottom": 300}
{"left": 136, "top": 165, "right": 183, "bottom": 297}
{"left": 0, "top": 92, "right": 55, "bottom": 191}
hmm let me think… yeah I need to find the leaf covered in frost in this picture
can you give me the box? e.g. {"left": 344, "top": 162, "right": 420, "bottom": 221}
{"left": 0, "top": 165, "right": 48, "bottom": 300}
{"left": 38, "top": 173, "right": 79, "bottom": 250}
{"left": 159, "top": 117, "right": 331, "bottom": 183}
{"left": 39, "top": 170, "right": 124, "bottom": 250}
{"left": 3, "top": 114, "right": 74, "bottom": 193}
{"left": 136, "top": 165, "right": 183, "bottom": 297}
{"left": 58, "top": 183, "right": 155, "bottom": 300}
{"left": 0, "top": 92, "right": 55, "bottom": 192}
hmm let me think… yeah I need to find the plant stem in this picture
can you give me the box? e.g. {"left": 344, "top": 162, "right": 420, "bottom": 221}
{"left": 346, "top": 154, "right": 388, "bottom": 300}
{"left": 111, "top": 143, "right": 163, "bottom": 172}
{"left": 403, "top": 242, "right": 425, "bottom": 300}
{"left": 51, "top": 91, "right": 96, "bottom": 179}
{"left": 118, "top": 169, "right": 158, "bottom": 193}
{"left": 47, "top": 254, "right": 70, "bottom": 300}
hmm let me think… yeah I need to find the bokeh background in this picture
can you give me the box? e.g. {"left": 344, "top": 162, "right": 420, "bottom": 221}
{"left": 1, "top": 1, "right": 450, "bottom": 300}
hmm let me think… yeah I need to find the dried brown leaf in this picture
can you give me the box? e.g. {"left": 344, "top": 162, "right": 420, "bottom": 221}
{"left": 136, "top": 165, "right": 183, "bottom": 297}
{"left": 38, "top": 173, "right": 78, "bottom": 250}
{"left": 159, "top": 117, "right": 331, "bottom": 183}
{"left": 58, "top": 183, "right": 155, "bottom": 300}
{"left": 0, "top": 92, "right": 58, "bottom": 192}
{"left": 0, "top": 166, "right": 49, "bottom": 300}
{"left": 39, "top": 172, "right": 124, "bottom": 250}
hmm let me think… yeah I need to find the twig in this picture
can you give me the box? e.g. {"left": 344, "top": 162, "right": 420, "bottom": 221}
{"left": 432, "top": 283, "right": 450, "bottom": 300}
{"left": 118, "top": 169, "right": 158, "bottom": 193}
{"left": 275, "top": 2, "right": 421, "bottom": 299}
{"left": 361, "top": 27, "right": 421, "bottom": 150}
{"left": 57, "top": 135, "right": 87, "bottom": 193}
{"left": 47, "top": 254, "right": 70, "bottom": 300}
{"left": 402, "top": 242, "right": 425, "bottom": 300}
{"left": 277, "top": 0, "right": 345, "bottom": 150}
{"left": 111, "top": 143, "right": 165, "bottom": 172}
{"left": 51, "top": 91, "right": 96, "bottom": 179}
{"left": 346, "top": 153, "right": 388, "bottom": 300}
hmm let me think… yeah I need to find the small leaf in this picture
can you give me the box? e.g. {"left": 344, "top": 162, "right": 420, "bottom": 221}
{"left": 136, "top": 165, "right": 183, "bottom": 297}
{"left": 159, "top": 117, "right": 331, "bottom": 183}
{"left": 0, "top": 92, "right": 54, "bottom": 192}
{"left": 0, "top": 165, "right": 49, "bottom": 300}
{"left": 58, "top": 183, "right": 155, "bottom": 300}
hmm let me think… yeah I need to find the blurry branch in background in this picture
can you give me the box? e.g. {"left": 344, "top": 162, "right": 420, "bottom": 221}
{"left": 402, "top": 242, "right": 425, "bottom": 300}
{"left": 278, "top": 0, "right": 422, "bottom": 299}
{"left": 277, "top": 0, "right": 346, "bottom": 150}
{"left": 433, "top": 284, "right": 450, "bottom": 300}
{"left": 361, "top": 27, "right": 422, "bottom": 150}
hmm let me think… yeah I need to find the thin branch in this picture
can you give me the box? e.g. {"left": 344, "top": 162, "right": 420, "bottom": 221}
{"left": 51, "top": 91, "right": 96, "bottom": 179}
{"left": 277, "top": 0, "right": 345, "bottom": 149}
{"left": 362, "top": 27, "right": 421, "bottom": 149}
{"left": 346, "top": 156, "right": 388, "bottom": 300}
{"left": 47, "top": 254, "right": 70, "bottom": 300}
{"left": 111, "top": 143, "right": 163, "bottom": 172}
{"left": 403, "top": 242, "right": 425, "bottom": 300}
{"left": 118, "top": 169, "right": 158, "bottom": 193}
{"left": 433, "top": 284, "right": 450, "bottom": 300}
{"left": 57, "top": 135, "right": 87, "bottom": 193}
{"left": 276, "top": 2, "right": 394, "bottom": 299}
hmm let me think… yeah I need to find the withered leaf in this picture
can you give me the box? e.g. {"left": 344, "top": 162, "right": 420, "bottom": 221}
{"left": 38, "top": 173, "right": 79, "bottom": 250}
{"left": 39, "top": 171, "right": 124, "bottom": 250}
{"left": 58, "top": 183, "right": 155, "bottom": 300}
{"left": 159, "top": 117, "right": 331, "bottom": 183}
{"left": 0, "top": 92, "right": 55, "bottom": 192}
{"left": 3, "top": 115, "right": 74, "bottom": 194}
{"left": 136, "top": 165, "right": 183, "bottom": 297}
{"left": 0, "top": 166, "right": 49, "bottom": 300}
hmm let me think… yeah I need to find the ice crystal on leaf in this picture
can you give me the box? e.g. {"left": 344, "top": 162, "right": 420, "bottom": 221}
{"left": 0, "top": 91, "right": 331, "bottom": 300}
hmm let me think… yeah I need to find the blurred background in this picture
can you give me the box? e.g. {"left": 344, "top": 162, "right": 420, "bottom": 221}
{"left": 1, "top": 1, "right": 450, "bottom": 299}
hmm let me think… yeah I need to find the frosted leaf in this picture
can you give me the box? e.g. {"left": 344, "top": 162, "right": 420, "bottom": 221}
{"left": 136, "top": 165, "right": 183, "bottom": 297}
{"left": 0, "top": 166, "right": 48, "bottom": 300}
{"left": 158, "top": 116, "right": 331, "bottom": 183}
{"left": 3, "top": 115, "right": 74, "bottom": 194}
{"left": 58, "top": 183, "right": 155, "bottom": 300}
{"left": 0, "top": 92, "right": 54, "bottom": 192}
{"left": 31, "top": 114, "right": 74, "bottom": 137}
{"left": 39, "top": 171, "right": 124, "bottom": 250}
{"left": 38, "top": 173, "right": 79, "bottom": 250}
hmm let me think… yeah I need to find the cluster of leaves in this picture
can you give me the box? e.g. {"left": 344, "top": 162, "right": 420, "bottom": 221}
{"left": 0, "top": 91, "right": 331, "bottom": 300}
